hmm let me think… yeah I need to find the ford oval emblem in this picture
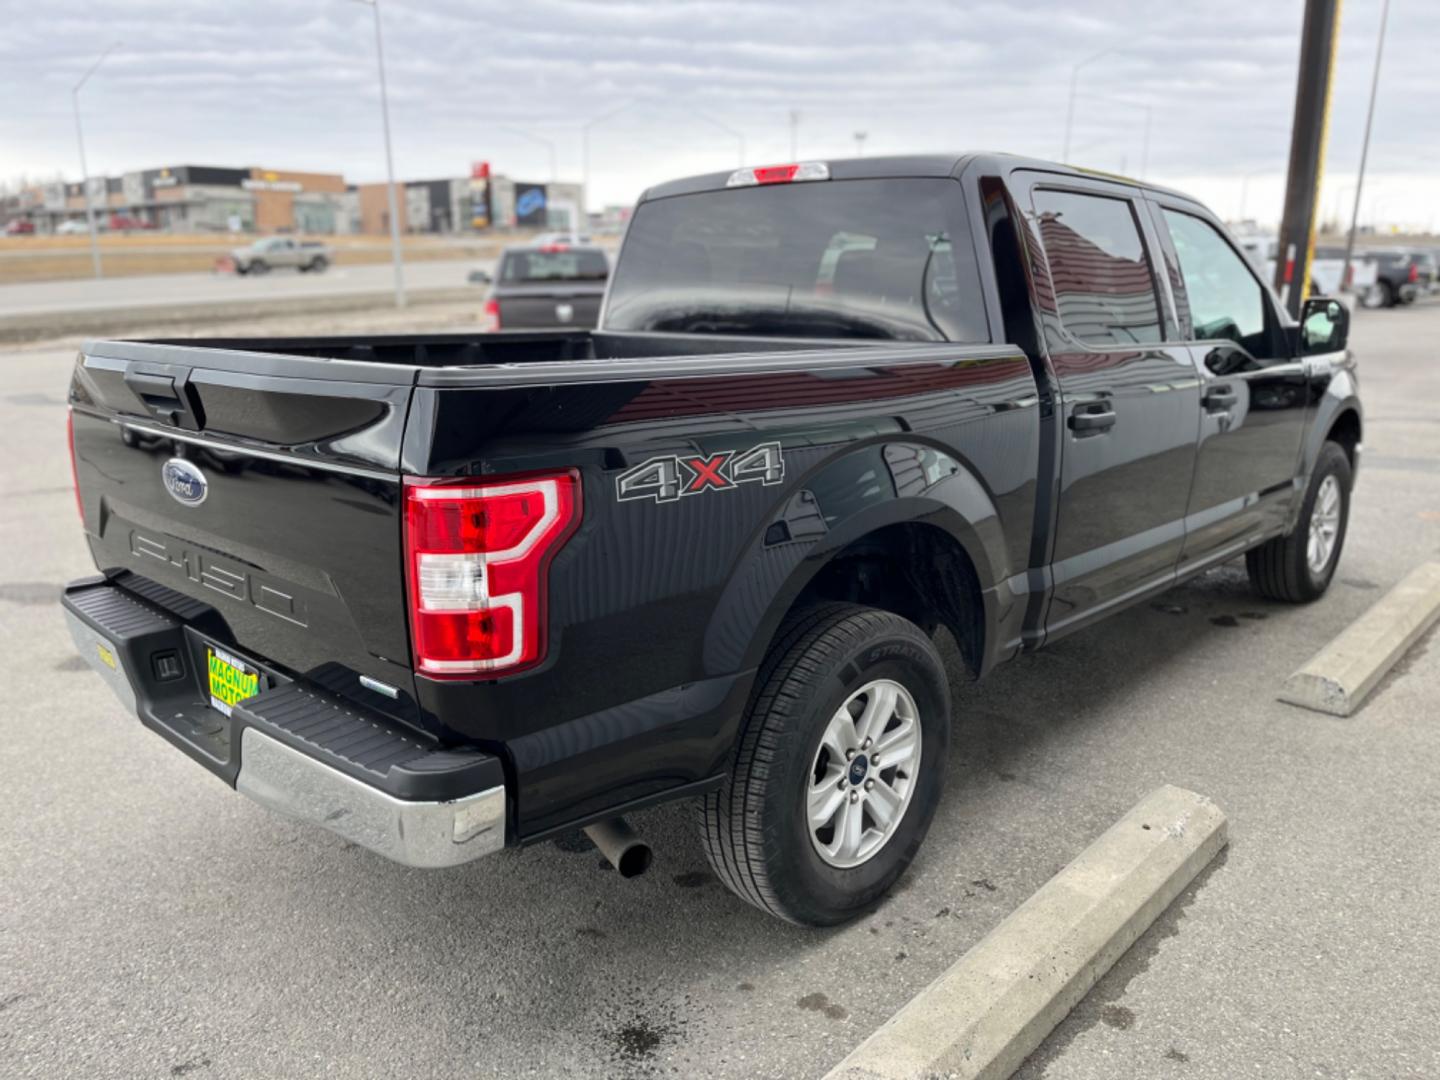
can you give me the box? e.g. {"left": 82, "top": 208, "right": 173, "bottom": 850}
{"left": 162, "top": 458, "right": 208, "bottom": 507}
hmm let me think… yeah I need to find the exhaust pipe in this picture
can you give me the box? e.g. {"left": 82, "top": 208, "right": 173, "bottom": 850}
{"left": 584, "top": 817, "right": 652, "bottom": 878}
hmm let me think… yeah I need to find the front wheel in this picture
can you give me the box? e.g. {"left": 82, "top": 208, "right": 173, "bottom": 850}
{"left": 1246, "top": 441, "right": 1352, "bottom": 602}
{"left": 698, "top": 604, "right": 950, "bottom": 925}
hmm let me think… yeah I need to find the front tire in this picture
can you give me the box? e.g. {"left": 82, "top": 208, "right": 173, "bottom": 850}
{"left": 698, "top": 604, "right": 950, "bottom": 925}
{"left": 1246, "top": 441, "right": 1352, "bottom": 602}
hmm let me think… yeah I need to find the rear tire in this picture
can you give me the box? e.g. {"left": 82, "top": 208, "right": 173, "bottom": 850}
{"left": 1246, "top": 441, "right": 1352, "bottom": 602}
{"left": 698, "top": 603, "right": 950, "bottom": 925}
{"left": 305, "top": 256, "right": 328, "bottom": 273}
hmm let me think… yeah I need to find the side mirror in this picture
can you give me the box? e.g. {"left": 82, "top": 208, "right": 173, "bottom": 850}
{"left": 1300, "top": 296, "right": 1349, "bottom": 355}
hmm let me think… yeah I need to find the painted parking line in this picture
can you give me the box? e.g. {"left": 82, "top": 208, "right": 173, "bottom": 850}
{"left": 824, "top": 785, "right": 1227, "bottom": 1080}
{"left": 1279, "top": 561, "right": 1440, "bottom": 716}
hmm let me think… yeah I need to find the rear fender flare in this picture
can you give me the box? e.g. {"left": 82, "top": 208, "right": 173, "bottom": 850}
{"left": 701, "top": 440, "right": 1008, "bottom": 681}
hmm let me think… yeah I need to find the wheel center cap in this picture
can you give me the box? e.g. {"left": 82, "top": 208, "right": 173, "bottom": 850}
{"left": 848, "top": 754, "right": 870, "bottom": 786}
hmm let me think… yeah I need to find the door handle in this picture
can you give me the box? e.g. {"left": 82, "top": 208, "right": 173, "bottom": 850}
{"left": 1068, "top": 405, "right": 1116, "bottom": 434}
{"left": 1203, "top": 386, "right": 1238, "bottom": 412}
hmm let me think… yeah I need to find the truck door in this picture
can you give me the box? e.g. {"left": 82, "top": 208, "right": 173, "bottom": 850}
{"left": 1145, "top": 199, "right": 1309, "bottom": 571}
{"left": 1019, "top": 175, "right": 1200, "bottom": 638}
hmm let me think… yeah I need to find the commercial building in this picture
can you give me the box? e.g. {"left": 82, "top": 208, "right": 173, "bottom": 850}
{"left": 5, "top": 161, "right": 588, "bottom": 237}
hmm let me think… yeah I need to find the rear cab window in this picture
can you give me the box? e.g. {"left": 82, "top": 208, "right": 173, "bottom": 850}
{"left": 500, "top": 249, "right": 609, "bottom": 283}
{"left": 604, "top": 178, "right": 989, "bottom": 342}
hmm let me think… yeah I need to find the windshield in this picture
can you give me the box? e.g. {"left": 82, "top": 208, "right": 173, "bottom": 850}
{"left": 501, "top": 250, "right": 609, "bottom": 282}
{"left": 604, "top": 178, "right": 988, "bottom": 341}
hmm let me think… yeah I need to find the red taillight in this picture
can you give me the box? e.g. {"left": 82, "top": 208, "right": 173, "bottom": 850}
{"left": 1283, "top": 257, "right": 1295, "bottom": 284}
{"left": 1408, "top": 262, "right": 1419, "bottom": 284}
{"left": 66, "top": 409, "right": 83, "bottom": 524}
{"left": 403, "top": 470, "right": 581, "bottom": 678}
{"left": 538, "top": 243, "right": 569, "bottom": 253}
{"left": 481, "top": 298, "right": 500, "bottom": 332}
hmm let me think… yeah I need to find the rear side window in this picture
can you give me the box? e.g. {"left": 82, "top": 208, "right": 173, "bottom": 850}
{"left": 1033, "top": 190, "right": 1162, "bottom": 347}
{"left": 604, "top": 178, "right": 988, "bottom": 342}
{"left": 501, "top": 250, "right": 609, "bottom": 282}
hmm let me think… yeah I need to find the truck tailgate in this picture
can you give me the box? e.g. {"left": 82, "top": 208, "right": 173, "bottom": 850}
{"left": 68, "top": 342, "right": 422, "bottom": 723}
{"left": 496, "top": 282, "right": 605, "bottom": 329}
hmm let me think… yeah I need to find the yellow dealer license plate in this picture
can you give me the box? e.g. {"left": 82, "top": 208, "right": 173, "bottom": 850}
{"left": 207, "top": 646, "right": 260, "bottom": 717}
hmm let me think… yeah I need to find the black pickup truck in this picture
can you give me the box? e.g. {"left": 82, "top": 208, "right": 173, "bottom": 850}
{"left": 64, "top": 153, "right": 1360, "bottom": 925}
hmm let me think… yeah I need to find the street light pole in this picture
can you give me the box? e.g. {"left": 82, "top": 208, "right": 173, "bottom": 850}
{"left": 1343, "top": 0, "right": 1389, "bottom": 291}
{"left": 502, "top": 125, "right": 558, "bottom": 181}
{"left": 687, "top": 108, "right": 746, "bottom": 167}
{"left": 1062, "top": 48, "right": 1116, "bottom": 161}
{"left": 354, "top": 0, "right": 406, "bottom": 308}
{"left": 581, "top": 101, "right": 637, "bottom": 215}
{"left": 72, "top": 42, "right": 119, "bottom": 280}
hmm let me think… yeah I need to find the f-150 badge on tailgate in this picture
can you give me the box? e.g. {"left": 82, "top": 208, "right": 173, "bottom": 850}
{"left": 161, "top": 458, "right": 209, "bottom": 507}
{"left": 616, "top": 441, "right": 784, "bottom": 503}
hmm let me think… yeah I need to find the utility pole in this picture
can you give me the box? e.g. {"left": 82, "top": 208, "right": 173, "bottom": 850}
{"left": 1343, "top": 0, "right": 1389, "bottom": 293}
{"left": 73, "top": 42, "right": 120, "bottom": 280}
{"left": 789, "top": 109, "right": 800, "bottom": 159}
{"left": 353, "top": 0, "right": 406, "bottom": 308}
{"left": 854, "top": 131, "right": 868, "bottom": 157}
{"left": 1273, "top": 0, "right": 1341, "bottom": 317}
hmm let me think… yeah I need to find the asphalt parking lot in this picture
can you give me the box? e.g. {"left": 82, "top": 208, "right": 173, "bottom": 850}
{"left": 2, "top": 304, "right": 1438, "bottom": 1079}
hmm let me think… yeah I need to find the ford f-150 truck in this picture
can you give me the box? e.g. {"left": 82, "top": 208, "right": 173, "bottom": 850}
{"left": 63, "top": 153, "right": 1360, "bottom": 925}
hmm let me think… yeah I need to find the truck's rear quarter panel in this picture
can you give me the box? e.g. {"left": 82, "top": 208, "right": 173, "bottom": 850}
{"left": 405, "top": 345, "right": 1039, "bottom": 835}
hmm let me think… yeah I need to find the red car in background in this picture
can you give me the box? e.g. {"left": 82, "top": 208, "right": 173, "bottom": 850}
{"left": 3, "top": 220, "right": 36, "bottom": 235}
{"left": 107, "top": 214, "right": 155, "bottom": 231}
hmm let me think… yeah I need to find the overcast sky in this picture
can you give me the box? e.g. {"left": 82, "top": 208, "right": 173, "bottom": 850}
{"left": 0, "top": 0, "right": 1435, "bottom": 228}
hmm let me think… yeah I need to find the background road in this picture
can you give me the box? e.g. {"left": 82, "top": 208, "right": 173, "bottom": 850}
{"left": 2, "top": 306, "right": 1437, "bottom": 1079}
{"left": 0, "top": 259, "right": 484, "bottom": 318}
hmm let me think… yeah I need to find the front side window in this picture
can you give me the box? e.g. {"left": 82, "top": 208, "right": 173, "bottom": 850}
{"left": 1032, "top": 189, "right": 1162, "bottom": 347}
{"left": 1162, "top": 209, "right": 1276, "bottom": 358}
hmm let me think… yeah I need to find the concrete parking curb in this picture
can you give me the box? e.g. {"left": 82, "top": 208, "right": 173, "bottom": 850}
{"left": 1279, "top": 561, "right": 1440, "bottom": 716}
{"left": 0, "top": 286, "right": 478, "bottom": 345}
{"left": 823, "top": 785, "right": 1228, "bottom": 1080}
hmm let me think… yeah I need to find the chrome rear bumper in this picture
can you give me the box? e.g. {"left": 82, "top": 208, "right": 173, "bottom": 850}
{"left": 235, "top": 728, "right": 505, "bottom": 867}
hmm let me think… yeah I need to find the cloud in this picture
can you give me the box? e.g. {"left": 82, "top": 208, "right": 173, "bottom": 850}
{"left": 0, "top": 0, "right": 1433, "bottom": 225}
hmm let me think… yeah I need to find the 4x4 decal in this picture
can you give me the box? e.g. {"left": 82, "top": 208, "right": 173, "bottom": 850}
{"left": 616, "top": 441, "right": 785, "bottom": 503}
